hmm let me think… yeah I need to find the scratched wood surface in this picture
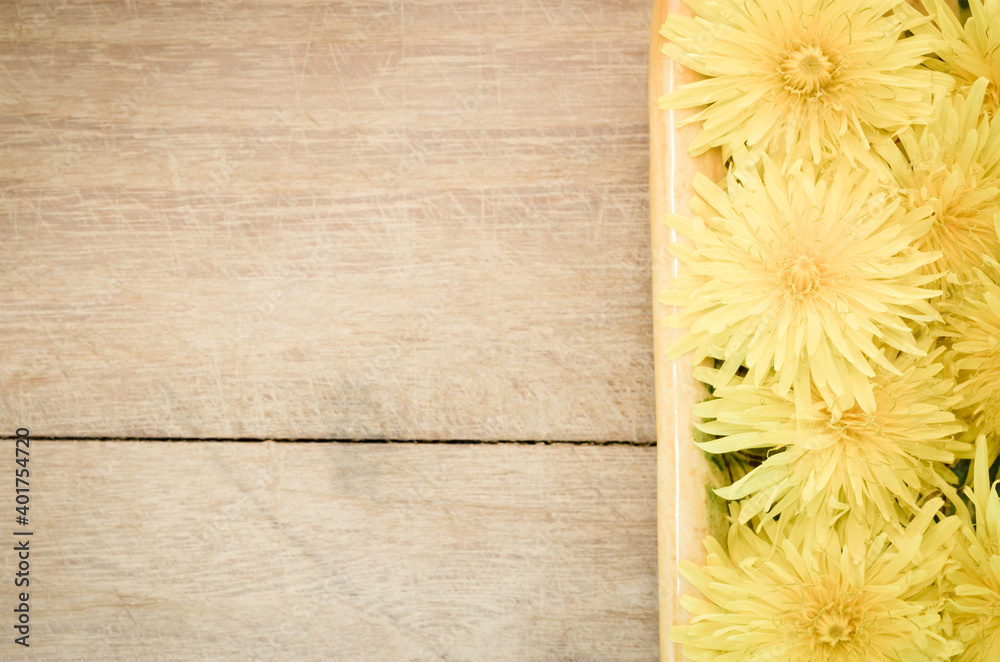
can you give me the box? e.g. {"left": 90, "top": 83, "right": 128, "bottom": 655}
{"left": 0, "top": 441, "right": 657, "bottom": 661}
{"left": 0, "top": 0, "right": 654, "bottom": 441}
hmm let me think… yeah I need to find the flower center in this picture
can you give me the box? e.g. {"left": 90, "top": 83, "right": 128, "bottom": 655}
{"left": 780, "top": 254, "right": 823, "bottom": 297}
{"left": 781, "top": 45, "right": 836, "bottom": 96}
{"left": 814, "top": 609, "right": 856, "bottom": 646}
{"left": 940, "top": 212, "right": 960, "bottom": 229}
{"left": 828, "top": 407, "right": 873, "bottom": 434}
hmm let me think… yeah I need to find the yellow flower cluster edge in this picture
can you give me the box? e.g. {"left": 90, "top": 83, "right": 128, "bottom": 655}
{"left": 650, "top": 0, "right": 1000, "bottom": 660}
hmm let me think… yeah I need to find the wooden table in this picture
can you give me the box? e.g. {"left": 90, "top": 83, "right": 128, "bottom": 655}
{"left": 1, "top": 1, "right": 657, "bottom": 658}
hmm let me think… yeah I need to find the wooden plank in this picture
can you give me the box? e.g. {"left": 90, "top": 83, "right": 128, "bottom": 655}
{"left": 0, "top": 0, "right": 655, "bottom": 442}
{"left": 0, "top": 440, "right": 657, "bottom": 660}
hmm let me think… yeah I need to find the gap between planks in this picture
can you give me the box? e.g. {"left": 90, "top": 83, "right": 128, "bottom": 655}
{"left": 2, "top": 436, "right": 656, "bottom": 446}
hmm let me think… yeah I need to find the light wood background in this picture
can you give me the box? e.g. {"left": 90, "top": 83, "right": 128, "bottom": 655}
{"left": 1, "top": 0, "right": 653, "bottom": 442}
{"left": 0, "top": 0, "right": 658, "bottom": 659}
{"left": 0, "top": 441, "right": 657, "bottom": 661}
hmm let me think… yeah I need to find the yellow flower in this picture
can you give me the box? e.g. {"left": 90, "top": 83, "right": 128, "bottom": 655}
{"left": 946, "top": 436, "right": 1000, "bottom": 660}
{"left": 692, "top": 343, "right": 969, "bottom": 526}
{"left": 663, "top": 159, "right": 942, "bottom": 415}
{"left": 914, "top": 0, "right": 1000, "bottom": 111}
{"left": 939, "top": 257, "right": 1000, "bottom": 455}
{"left": 659, "top": 0, "right": 950, "bottom": 163}
{"left": 875, "top": 78, "right": 1000, "bottom": 284}
{"left": 671, "top": 500, "right": 962, "bottom": 661}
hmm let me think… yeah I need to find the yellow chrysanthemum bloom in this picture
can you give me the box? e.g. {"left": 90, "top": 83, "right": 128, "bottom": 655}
{"left": 659, "top": 0, "right": 950, "bottom": 163}
{"left": 946, "top": 436, "right": 1000, "bottom": 660}
{"left": 939, "top": 257, "right": 1000, "bottom": 456}
{"left": 671, "top": 499, "right": 961, "bottom": 661}
{"left": 914, "top": 0, "right": 1000, "bottom": 111}
{"left": 663, "top": 159, "right": 942, "bottom": 415}
{"left": 692, "top": 344, "right": 968, "bottom": 525}
{"left": 876, "top": 78, "right": 1000, "bottom": 283}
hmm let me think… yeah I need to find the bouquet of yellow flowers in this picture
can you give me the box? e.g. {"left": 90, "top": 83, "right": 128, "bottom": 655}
{"left": 655, "top": 0, "right": 1000, "bottom": 659}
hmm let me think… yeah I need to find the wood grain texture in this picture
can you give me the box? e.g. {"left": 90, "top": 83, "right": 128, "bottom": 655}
{"left": 0, "top": 0, "right": 654, "bottom": 441}
{"left": 0, "top": 440, "right": 657, "bottom": 661}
